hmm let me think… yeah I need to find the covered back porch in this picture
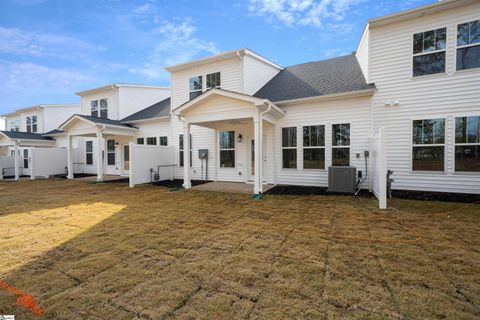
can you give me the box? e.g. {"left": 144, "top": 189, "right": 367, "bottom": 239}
{"left": 173, "top": 88, "right": 285, "bottom": 194}
{"left": 59, "top": 115, "right": 137, "bottom": 182}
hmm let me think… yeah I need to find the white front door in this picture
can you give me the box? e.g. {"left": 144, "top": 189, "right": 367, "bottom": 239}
{"left": 248, "top": 136, "right": 266, "bottom": 182}
{"left": 105, "top": 139, "right": 120, "bottom": 175}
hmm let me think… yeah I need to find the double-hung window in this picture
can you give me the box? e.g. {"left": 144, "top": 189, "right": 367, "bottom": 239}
{"left": 85, "top": 141, "right": 93, "bottom": 165}
{"left": 91, "top": 99, "right": 108, "bottom": 118}
{"left": 412, "top": 119, "right": 445, "bottom": 171}
{"left": 189, "top": 76, "right": 203, "bottom": 100}
{"left": 303, "top": 125, "right": 325, "bottom": 169}
{"left": 136, "top": 137, "right": 144, "bottom": 145}
{"left": 91, "top": 100, "right": 98, "bottom": 117}
{"left": 282, "top": 127, "right": 297, "bottom": 169}
{"left": 206, "top": 72, "right": 221, "bottom": 89}
{"left": 159, "top": 136, "right": 168, "bottom": 146}
{"left": 219, "top": 131, "right": 235, "bottom": 168}
{"left": 99, "top": 99, "right": 108, "bottom": 118}
{"left": 457, "top": 20, "right": 480, "bottom": 71}
{"left": 26, "top": 116, "right": 37, "bottom": 133}
{"left": 107, "top": 140, "right": 116, "bottom": 165}
{"left": 413, "top": 27, "right": 446, "bottom": 76}
{"left": 179, "top": 134, "right": 192, "bottom": 167}
{"left": 332, "top": 124, "right": 350, "bottom": 166}
{"left": 455, "top": 116, "right": 480, "bottom": 172}
{"left": 146, "top": 137, "right": 157, "bottom": 145}
{"left": 9, "top": 119, "right": 19, "bottom": 132}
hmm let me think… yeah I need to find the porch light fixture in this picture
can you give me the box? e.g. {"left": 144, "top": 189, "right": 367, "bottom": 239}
{"left": 114, "top": 141, "right": 119, "bottom": 147}
{"left": 237, "top": 134, "right": 243, "bottom": 143}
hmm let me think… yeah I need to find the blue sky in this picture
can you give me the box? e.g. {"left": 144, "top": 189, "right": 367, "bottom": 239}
{"left": 0, "top": 0, "right": 433, "bottom": 114}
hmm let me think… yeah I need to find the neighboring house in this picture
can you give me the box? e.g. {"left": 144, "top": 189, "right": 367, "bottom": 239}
{"left": 58, "top": 84, "right": 170, "bottom": 180}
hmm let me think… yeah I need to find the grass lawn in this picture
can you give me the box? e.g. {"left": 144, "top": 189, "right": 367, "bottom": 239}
{"left": 0, "top": 179, "right": 479, "bottom": 319}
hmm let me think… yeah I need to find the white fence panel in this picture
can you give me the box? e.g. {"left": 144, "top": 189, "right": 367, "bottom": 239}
{"left": 30, "top": 148, "right": 68, "bottom": 179}
{"left": 129, "top": 143, "right": 173, "bottom": 187}
{"left": 370, "top": 127, "right": 387, "bottom": 209}
{"left": 0, "top": 155, "right": 15, "bottom": 179}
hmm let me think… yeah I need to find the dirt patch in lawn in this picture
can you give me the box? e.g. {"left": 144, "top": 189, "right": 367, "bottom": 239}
{"left": 0, "top": 179, "right": 479, "bottom": 319}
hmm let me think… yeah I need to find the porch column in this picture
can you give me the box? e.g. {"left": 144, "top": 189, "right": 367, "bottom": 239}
{"left": 67, "top": 134, "right": 74, "bottom": 179}
{"left": 14, "top": 142, "right": 20, "bottom": 181}
{"left": 183, "top": 122, "right": 191, "bottom": 189}
{"left": 96, "top": 130, "right": 104, "bottom": 182}
{"left": 254, "top": 116, "right": 263, "bottom": 194}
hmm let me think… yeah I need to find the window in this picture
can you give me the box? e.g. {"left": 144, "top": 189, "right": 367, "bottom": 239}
{"left": 99, "top": 99, "right": 108, "bottom": 119}
{"left": 23, "top": 149, "right": 28, "bottom": 169}
{"left": 303, "top": 125, "right": 325, "bottom": 169}
{"left": 206, "top": 72, "right": 221, "bottom": 89}
{"left": 9, "top": 119, "right": 19, "bottom": 132}
{"left": 137, "top": 138, "right": 144, "bottom": 145}
{"left": 282, "top": 127, "right": 297, "bottom": 169}
{"left": 159, "top": 136, "right": 168, "bottom": 146}
{"left": 26, "top": 116, "right": 37, "bottom": 133}
{"left": 189, "top": 76, "right": 203, "bottom": 100}
{"left": 91, "top": 100, "right": 98, "bottom": 117}
{"left": 332, "top": 123, "right": 350, "bottom": 166}
{"left": 412, "top": 119, "right": 445, "bottom": 171}
{"left": 179, "top": 134, "right": 192, "bottom": 167}
{"left": 86, "top": 141, "right": 93, "bottom": 165}
{"left": 455, "top": 116, "right": 480, "bottom": 172}
{"left": 413, "top": 28, "right": 446, "bottom": 76}
{"left": 107, "top": 140, "right": 116, "bottom": 165}
{"left": 219, "top": 131, "right": 235, "bottom": 168}
{"left": 457, "top": 20, "right": 480, "bottom": 71}
{"left": 146, "top": 137, "right": 157, "bottom": 145}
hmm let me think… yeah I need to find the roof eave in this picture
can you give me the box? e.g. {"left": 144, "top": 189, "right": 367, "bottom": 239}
{"left": 121, "top": 115, "right": 171, "bottom": 124}
{"left": 273, "top": 88, "right": 377, "bottom": 106}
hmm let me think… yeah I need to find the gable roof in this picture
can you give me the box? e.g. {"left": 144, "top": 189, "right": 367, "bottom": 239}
{"left": 121, "top": 97, "right": 171, "bottom": 123}
{"left": 0, "top": 131, "right": 53, "bottom": 141}
{"left": 43, "top": 129, "right": 65, "bottom": 136}
{"left": 58, "top": 114, "right": 137, "bottom": 131}
{"left": 254, "top": 53, "right": 375, "bottom": 103}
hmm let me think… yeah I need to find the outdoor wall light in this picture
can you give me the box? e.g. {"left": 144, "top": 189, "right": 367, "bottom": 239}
{"left": 114, "top": 141, "right": 119, "bottom": 147}
{"left": 237, "top": 134, "right": 243, "bottom": 143}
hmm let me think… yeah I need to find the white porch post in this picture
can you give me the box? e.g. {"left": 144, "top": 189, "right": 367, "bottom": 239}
{"left": 96, "top": 130, "right": 104, "bottom": 182}
{"left": 67, "top": 134, "right": 74, "bottom": 179}
{"left": 29, "top": 148, "right": 35, "bottom": 180}
{"left": 213, "top": 128, "right": 218, "bottom": 182}
{"left": 254, "top": 116, "right": 263, "bottom": 194}
{"left": 14, "top": 142, "right": 20, "bottom": 181}
{"left": 183, "top": 122, "right": 191, "bottom": 189}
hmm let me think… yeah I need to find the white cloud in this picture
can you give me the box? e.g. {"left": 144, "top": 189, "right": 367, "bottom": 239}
{"left": 0, "top": 27, "right": 105, "bottom": 59}
{"left": 129, "top": 19, "right": 219, "bottom": 79}
{"left": 248, "top": 0, "right": 363, "bottom": 27}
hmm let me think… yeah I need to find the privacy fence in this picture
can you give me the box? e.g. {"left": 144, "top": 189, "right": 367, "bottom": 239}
{"left": 129, "top": 143, "right": 174, "bottom": 187}
{"left": 370, "top": 127, "right": 387, "bottom": 209}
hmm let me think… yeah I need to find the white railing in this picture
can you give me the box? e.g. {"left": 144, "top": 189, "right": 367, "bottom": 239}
{"left": 370, "top": 127, "right": 387, "bottom": 209}
{"left": 129, "top": 143, "right": 174, "bottom": 187}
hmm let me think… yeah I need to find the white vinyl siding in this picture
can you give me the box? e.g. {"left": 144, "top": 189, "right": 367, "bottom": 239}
{"left": 369, "top": 1, "right": 480, "bottom": 193}
{"left": 243, "top": 54, "right": 281, "bottom": 95}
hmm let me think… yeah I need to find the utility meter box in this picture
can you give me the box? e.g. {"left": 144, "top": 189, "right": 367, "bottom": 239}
{"left": 198, "top": 149, "right": 208, "bottom": 159}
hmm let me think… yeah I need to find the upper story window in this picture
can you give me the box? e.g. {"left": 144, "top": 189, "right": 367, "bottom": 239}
{"left": 91, "top": 99, "right": 108, "bottom": 118}
{"left": 457, "top": 20, "right": 480, "bottom": 71}
{"left": 412, "top": 118, "right": 445, "bottom": 171}
{"left": 206, "top": 72, "right": 221, "bottom": 89}
{"left": 455, "top": 116, "right": 480, "bottom": 172}
{"left": 9, "top": 119, "right": 20, "bottom": 132}
{"left": 189, "top": 76, "right": 203, "bottom": 100}
{"left": 26, "top": 116, "right": 37, "bottom": 133}
{"left": 413, "top": 28, "right": 446, "bottom": 76}
{"left": 332, "top": 123, "right": 350, "bottom": 166}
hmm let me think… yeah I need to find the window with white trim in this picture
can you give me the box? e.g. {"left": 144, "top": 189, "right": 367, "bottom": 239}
{"left": 303, "top": 125, "right": 325, "bottom": 169}
{"left": 189, "top": 76, "right": 203, "bottom": 100}
{"left": 136, "top": 137, "right": 144, "bottom": 145}
{"left": 91, "top": 100, "right": 98, "bottom": 117}
{"left": 99, "top": 99, "right": 108, "bottom": 118}
{"left": 455, "top": 116, "right": 480, "bottom": 172}
{"left": 107, "top": 140, "right": 116, "bottom": 165}
{"left": 91, "top": 99, "right": 108, "bottom": 118}
{"left": 159, "top": 136, "right": 168, "bottom": 146}
{"left": 282, "top": 127, "right": 297, "bottom": 169}
{"left": 457, "top": 20, "right": 480, "bottom": 71}
{"left": 412, "top": 27, "right": 446, "bottom": 76}
{"left": 179, "top": 134, "right": 192, "bottom": 167}
{"left": 332, "top": 123, "right": 350, "bottom": 166}
{"left": 85, "top": 141, "right": 93, "bottom": 165}
{"left": 146, "top": 137, "right": 157, "bottom": 145}
{"left": 412, "top": 119, "right": 445, "bottom": 171}
{"left": 9, "top": 119, "right": 20, "bottom": 132}
{"left": 26, "top": 116, "right": 37, "bottom": 133}
{"left": 219, "top": 131, "right": 235, "bottom": 168}
{"left": 206, "top": 72, "right": 221, "bottom": 89}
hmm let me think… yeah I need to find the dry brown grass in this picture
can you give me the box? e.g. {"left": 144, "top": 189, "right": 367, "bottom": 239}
{"left": 0, "top": 179, "right": 479, "bottom": 319}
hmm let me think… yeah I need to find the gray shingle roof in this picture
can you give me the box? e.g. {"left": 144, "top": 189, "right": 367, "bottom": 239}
{"left": 76, "top": 114, "right": 135, "bottom": 128}
{"left": 121, "top": 98, "right": 171, "bottom": 123}
{"left": 43, "top": 129, "right": 64, "bottom": 135}
{"left": 1, "top": 131, "right": 53, "bottom": 140}
{"left": 254, "top": 53, "right": 375, "bottom": 102}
